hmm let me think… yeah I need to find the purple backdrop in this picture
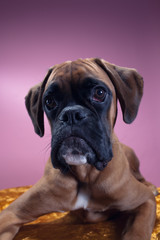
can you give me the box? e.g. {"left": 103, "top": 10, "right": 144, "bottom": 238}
{"left": 0, "top": 0, "right": 160, "bottom": 189}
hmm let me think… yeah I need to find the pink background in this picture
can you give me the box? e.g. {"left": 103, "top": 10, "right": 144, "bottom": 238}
{"left": 0, "top": 0, "right": 160, "bottom": 190}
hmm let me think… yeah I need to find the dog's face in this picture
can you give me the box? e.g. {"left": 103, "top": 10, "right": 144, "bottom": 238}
{"left": 25, "top": 58, "right": 143, "bottom": 172}
{"left": 43, "top": 61, "right": 115, "bottom": 171}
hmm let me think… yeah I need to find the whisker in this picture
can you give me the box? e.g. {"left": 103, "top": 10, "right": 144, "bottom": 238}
{"left": 42, "top": 142, "right": 51, "bottom": 154}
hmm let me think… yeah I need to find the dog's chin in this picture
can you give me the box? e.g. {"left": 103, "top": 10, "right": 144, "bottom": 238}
{"left": 62, "top": 152, "right": 87, "bottom": 166}
{"left": 52, "top": 136, "right": 112, "bottom": 172}
{"left": 56, "top": 136, "right": 96, "bottom": 167}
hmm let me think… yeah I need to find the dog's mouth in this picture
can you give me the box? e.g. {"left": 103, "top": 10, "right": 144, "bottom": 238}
{"left": 51, "top": 135, "right": 112, "bottom": 172}
{"left": 56, "top": 136, "right": 96, "bottom": 166}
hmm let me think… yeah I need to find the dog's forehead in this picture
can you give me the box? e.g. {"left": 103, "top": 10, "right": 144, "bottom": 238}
{"left": 45, "top": 59, "right": 114, "bottom": 91}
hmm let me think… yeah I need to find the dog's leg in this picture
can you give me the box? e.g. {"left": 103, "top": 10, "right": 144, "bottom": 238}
{"left": 113, "top": 172, "right": 157, "bottom": 240}
{"left": 122, "top": 193, "right": 156, "bottom": 240}
{"left": 122, "top": 144, "right": 158, "bottom": 196}
{"left": 0, "top": 167, "right": 77, "bottom": 240}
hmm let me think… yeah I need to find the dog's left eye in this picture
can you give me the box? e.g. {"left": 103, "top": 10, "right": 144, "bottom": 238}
{"left": 45, "top": 96, "right": 57, "bottom": 110}
{"left": 92, "top": 87, "right": 106, "bottom": 102}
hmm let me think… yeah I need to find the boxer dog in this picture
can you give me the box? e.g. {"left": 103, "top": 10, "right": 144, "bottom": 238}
{"left": 0, "top": 58, "right": 158, "bottom": 240}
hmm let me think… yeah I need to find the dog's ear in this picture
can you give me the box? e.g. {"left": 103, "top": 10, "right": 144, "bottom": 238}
{"left": 94, "top": 58, "right": 144, "bottom": 124}
{"left": 25, "top": 68, "right": 53, "bottom": 137}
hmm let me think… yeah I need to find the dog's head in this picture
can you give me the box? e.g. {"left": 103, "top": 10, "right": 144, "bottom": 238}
{"left": 25, "top": 58, "right": 143, "bottom": 172}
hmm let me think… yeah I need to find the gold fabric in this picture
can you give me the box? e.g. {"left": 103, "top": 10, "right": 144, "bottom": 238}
{"left": 0, "top": 186, "right": 160, "bottom": 240}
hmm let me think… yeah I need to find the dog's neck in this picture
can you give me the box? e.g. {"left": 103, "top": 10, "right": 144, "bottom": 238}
{"left": 69, "top": 164, "right": 101, "bottom": 184}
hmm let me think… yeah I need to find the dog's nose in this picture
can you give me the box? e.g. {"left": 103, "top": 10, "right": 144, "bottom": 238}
{"left": 59, "top": 106, "right": 87, "bottom": 125}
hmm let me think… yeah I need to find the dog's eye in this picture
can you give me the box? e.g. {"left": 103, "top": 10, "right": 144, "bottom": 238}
{"left": 92, "top": 87, "right": 106, "bottom": 102}
{"left": 45, "top": 96, "right": 57, "bottom": 110}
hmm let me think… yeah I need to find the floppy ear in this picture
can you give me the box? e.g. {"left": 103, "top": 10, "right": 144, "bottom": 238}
{"left": 25, "top": 68, "right": 53, "bottom": 137}
{"left": 94, "top": 58, "right": 144, "bottom": 124}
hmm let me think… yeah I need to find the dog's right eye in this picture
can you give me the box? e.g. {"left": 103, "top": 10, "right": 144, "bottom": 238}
{"left": 45, "top": 96, "right": 57, "bottom": 110}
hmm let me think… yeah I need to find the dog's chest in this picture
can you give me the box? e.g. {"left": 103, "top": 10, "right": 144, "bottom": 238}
{"left": 72, "top": 186, "right": 111, "bottom": 212}
{"left": 73, "top": 187, "right": 90, "bottom": 210}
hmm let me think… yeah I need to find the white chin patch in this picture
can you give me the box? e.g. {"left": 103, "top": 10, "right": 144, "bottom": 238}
{"left": 63, "top": 152, "right": 87, "bottom": 166}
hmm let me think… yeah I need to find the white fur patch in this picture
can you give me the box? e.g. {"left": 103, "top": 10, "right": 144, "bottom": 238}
{"left": 74, "top": 188, "right": 89, "bottom": 210}
{"left": 63, "top": 153, "right": 87, "bottom": 166}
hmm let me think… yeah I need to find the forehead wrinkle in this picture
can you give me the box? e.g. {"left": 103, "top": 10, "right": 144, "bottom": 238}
{"left": 46, "top": 62, "right": 72, "bottom": 92}
{"left": 74, "top": 59, "right": 116, "bottom": 91}
{"left": 70, "top": 61, "right": 98, "bottom": 85}
{"left": 45, "top": 59, "right": 116, "bottom": 98}
{"left": 78, "top": 59, "right": 99, "bottom": 71}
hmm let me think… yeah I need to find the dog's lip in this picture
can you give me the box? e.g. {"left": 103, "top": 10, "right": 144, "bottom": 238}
{"left": 56, "top": 135, "right": 92, "bottom": 151}
{"left": 62, "top": 135, "right": 85, "bottom": 141}
{"left": 54, "top": 134, "right": 96, "bottom": 158}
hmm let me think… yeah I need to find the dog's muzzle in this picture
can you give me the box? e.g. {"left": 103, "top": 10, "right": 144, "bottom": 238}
{"left": 51, "top": 105, "right": 113, "bottom": 172}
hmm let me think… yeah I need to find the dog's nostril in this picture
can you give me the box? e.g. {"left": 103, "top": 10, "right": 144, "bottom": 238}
{"left": 75, "top": 112, "right": 85, "bottom": 121}
{"left": 62, "top": 113, "right": 69, "bottom": 122}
